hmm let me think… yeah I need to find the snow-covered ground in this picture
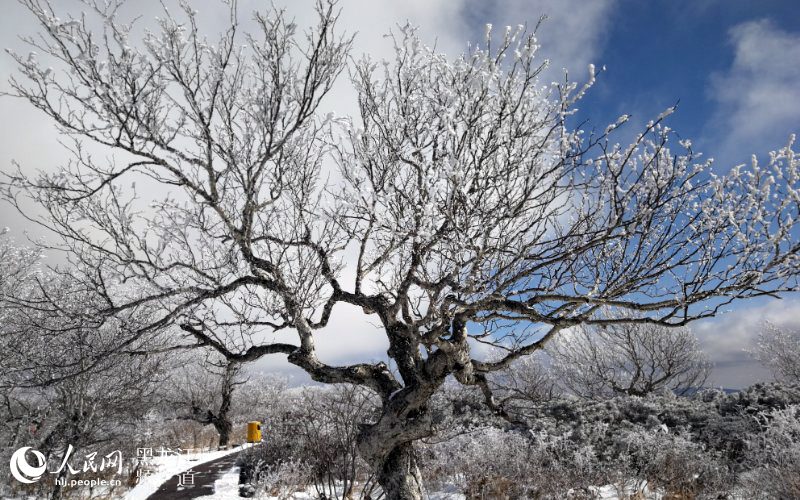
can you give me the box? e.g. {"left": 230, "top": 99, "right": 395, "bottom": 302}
{"left": 198, "top": 470, "right": 467, "bottom": 500}
{"left": 197, "top": 468, "right": 467, "bottom": 500}
{"left": 426, "top": 487, "right": 466, "bottom": 500}
{"left": 142, "top": 450, "right": 663, "bottom": 500}
{"left": 123, "top": 444, "right": 253, "bottom": 500}
{"left": 587, "top": 480, "right": 663, "bottom": 500}
{"left": 192, "top": 471, "right": 662, "bottom": 500}
{"left": 197, "top": 465, "right": 317, "bottom": 500}
{"left": 195, "top": 465, "right": 243, "bottom": 500}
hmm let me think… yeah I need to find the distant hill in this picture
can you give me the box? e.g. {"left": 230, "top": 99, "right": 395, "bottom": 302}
{"left": 678, "top": 387, "right": 739, "bottom": 396}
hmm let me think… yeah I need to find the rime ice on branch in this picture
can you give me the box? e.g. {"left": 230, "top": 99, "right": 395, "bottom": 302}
{"left": 3, "top": 2, "right": 799, "bottom": 498}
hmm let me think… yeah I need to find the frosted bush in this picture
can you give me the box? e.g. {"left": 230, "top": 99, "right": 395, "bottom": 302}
{"left": 422, "top": 425, "right": 609, "bottom": 499}
{"left": 614, "top": 427, "right": 731, "bottom": 498}
{"left": 253, "top": 460, "right": 314, "bottom": 500}
{"left": 738, "top": 405, "right": 800, "bottom": 499}
{"left": 753, "top": 323, "right": 800, "bottom": 383}
{"left": 238, "top": 384, "right": 379, "bottom": 500}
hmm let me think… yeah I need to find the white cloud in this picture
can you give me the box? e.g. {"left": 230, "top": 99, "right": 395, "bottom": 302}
{"left": 251, "top": 302, "right": 390, "bottom": 384}
{"left": 706, "top": 20, "right": 800, "bottom": 165}
{"left": 690, "top": 298, "right": 800, "bottom": 388}
{"left": 465, "top": 0, "right": 616, "bottom": 81}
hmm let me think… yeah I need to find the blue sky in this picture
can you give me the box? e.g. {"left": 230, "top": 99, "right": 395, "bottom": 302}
{"left": 0, "top": 0, "right": 798, "bottom": 388}
{"left": 455, "top": 2, "right": 800, "bottom": 389}
{"left": 462, "top": 0, "right": 800, "bottom": 167}
{"left": 372, "top": 0, "right": 800, "bottom": 388}
{"left": 470, "top": 0, "right": 800, "bottom": 387}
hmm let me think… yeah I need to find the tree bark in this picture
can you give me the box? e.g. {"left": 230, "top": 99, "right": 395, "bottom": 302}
{"left": 357, "top": 397, "right": 433, "bottom": 500}
{"left": 214, "top": 418, "right": 232, "bottom": 448}
{"left": 375, "top": 442, "right": 424, "bottom": 500}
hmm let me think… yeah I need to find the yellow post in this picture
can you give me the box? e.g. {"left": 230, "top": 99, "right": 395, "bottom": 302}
{"left": 246, "top": 421, "right": 262, "bottom": 443}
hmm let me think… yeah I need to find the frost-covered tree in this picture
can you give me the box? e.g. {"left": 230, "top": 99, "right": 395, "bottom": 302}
{"left": 4, "top": 1, "right": 800, "bottom": 497}
{"left": 478, "top": 353, "right": 558, "bottom": 423}
{"left": 166, "top": 352, "right": 244, "bottom": 448}
{"left": 0, "top": 231, "right": 40, "bottom": 304}
{"left": 0, "top": 238, "right": 165, "bottom": 499}
{"left": 1, "top": 352, "right": 164, "bottom": 500}
{"left": 0, "top": 239, "right": 162, "bottom": 390}
{"left": 548, "top": 322, "right": 712, "bottom": 397}
{"left": 754, "top": 323, "right": 800, "bottom": 384}
{"left": 739, "top": 405, "right": 800, "bottom": 499}
{"left": 0, "top": 238, "right": 182, "bottom": 499}
{"left": 239, "top": 384, "right": 381, "bottom": 500}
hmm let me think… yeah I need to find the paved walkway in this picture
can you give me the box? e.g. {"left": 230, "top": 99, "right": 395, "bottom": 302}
{"left": 145, "top": 450, "right": 242, "bottom": 500}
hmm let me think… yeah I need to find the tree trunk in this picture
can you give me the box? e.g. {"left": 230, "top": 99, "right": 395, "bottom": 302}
{"left": 50, "top": 467, "right": 68, "bottom": 500}
{"left": 214, "top": 419, "right": 232, "bottom": 448}
{"left": 376, "top": 442, "right": 424, "bottom": 500}
{"left": 357, "top": 408, "right": 430, "bottom": 500}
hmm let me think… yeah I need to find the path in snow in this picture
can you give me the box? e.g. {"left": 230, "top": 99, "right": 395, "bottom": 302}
{"left": 144, "top": 450, "right": 243, "bottom": 500}
{"left": 123, "top": 444, "right": 252, "bottom": 500}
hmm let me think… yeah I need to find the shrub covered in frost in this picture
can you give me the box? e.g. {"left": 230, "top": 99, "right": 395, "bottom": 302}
{"left": 737, "top": 405, "right": 800, "bottom": 499}
{"left": 420, "top": 422, "right": 731, "bottom": 499}
{"left": 419, "top": 382, "right": 800, "bottom": 498}
{"left": 421, "top": 426, "right": 607, "bottom": 499}
{"left": 229, "top": 380, "right": 800, "bottom": 499}
{"left": 238, "top": 384, "right": 380, "bottom": 500}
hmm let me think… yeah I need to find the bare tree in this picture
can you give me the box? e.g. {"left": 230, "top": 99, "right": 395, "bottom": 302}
{"left": 0, "top": 289, "right": 164, "bottom": 499}
{"left": 3, "top": 1, "right": 800, "bottom": 497}
{"left": 0, "top": 237, "right": 166, "bottom": 499}
{"left": 548, "top": 322, "right": 712, "bottom": 398}
{"left": 486, "top": 354, "right": 558, "bottom": 422}
{"left": 167, "top": 352, "right": 244, "bottom": 448}
{"left": 0, "top": 231, "right": 40, "bottom": 303}
{"left": 239, "top": 384, "right": 381, "bottom": 499}
{"left": 754, "top": 323, "right": 800, "bottom": 384}
{"left": 296, "top": 385, "right": 381, "bottom": 500}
